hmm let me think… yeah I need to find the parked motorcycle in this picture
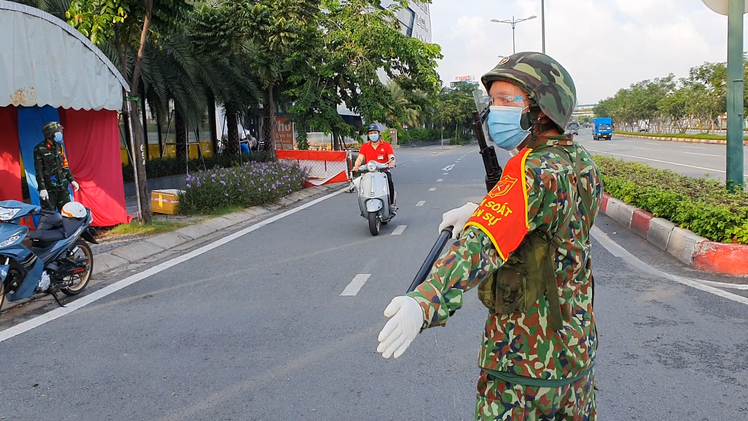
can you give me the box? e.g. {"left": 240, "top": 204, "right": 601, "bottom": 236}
{"left": 356, "top": 160, "right": 396, "bottom": 236}
{"left": 0, "top": 200, "right": 97, "bottom": 310}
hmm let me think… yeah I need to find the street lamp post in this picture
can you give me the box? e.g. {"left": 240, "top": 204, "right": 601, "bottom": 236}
{"left": 491, "top": 15, "right": 537, "bottom": 54}
{"left": 701, "top": 0, "right": 747, "bottom": 190}
{"left": 541, "top": 0, "right": 546, "bottom": 53}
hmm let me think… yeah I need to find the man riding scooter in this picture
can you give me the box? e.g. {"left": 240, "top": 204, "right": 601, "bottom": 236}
{"left": 353, "top": 124, "right": 397, "bottom": 211}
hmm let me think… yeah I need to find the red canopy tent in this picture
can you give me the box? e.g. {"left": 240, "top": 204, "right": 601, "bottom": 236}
{"left": 0, "top": 1, "right": 130, "bottom": 227}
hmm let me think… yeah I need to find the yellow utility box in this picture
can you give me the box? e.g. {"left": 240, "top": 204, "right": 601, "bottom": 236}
{"left": 151, "top": 189, "right": 183, "bottom": 215}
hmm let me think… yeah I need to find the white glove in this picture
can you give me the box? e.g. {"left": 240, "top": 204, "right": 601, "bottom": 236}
{"left": 39, "top": 189, "right": 49, "bottom": 201}
{"left": 438, "top": 202, "right": 479, "bottom": 240}
{"left": 377, "top": 296, "right": 424, "bottom": 359}
{"left": 71, "top": 181, "right": 80, "bottom": 191}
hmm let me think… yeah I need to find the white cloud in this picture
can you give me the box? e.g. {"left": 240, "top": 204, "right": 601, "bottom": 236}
{"left": 430, "top": 0, "right": 740, "bottom": 104}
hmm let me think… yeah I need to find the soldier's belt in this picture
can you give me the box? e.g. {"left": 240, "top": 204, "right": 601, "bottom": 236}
{"left": 482, "top": 363, "right": 594, "bottom": 388}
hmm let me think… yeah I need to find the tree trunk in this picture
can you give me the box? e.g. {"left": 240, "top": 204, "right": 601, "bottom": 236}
{"left": 127, "top": 100, "right": 150, "bottom": 223}
{"left": 267, "top": 85, "right": 276, "bottom": 158}
{"left": 125, "top": 7, "right": 153, "bottom": 223}
{"left": 226, "top": 102, "right": 240, "bottom": 155}
{"left": 175, "top": 110, "right": 188, "bottom": 160}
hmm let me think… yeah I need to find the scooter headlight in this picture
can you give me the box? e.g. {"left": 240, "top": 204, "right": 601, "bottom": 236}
{"left": 0, "top": 207, "right": 21, "bottom": 221}
{"left": 0, "top": 232, "right": 23, "bottom": 248}
{"left": 366, "top": 161, "right": 378, "bottom": 172}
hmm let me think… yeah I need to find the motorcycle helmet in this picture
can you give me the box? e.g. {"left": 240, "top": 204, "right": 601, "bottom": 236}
{"left": 61, "top": 202, "right": 87, "bottom": 219}
{"left": 367, "top": 124, "right": 381, "bottom": 133}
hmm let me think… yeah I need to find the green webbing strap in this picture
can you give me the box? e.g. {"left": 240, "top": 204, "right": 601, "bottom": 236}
{"left": 482, "top": 363, "right": 594, "bottom": 388}
{"left": 537, "top": 145, "right": 588, "bottom": 331}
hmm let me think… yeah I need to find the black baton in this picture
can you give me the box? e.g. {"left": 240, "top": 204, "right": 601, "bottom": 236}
{"left": 406, "top": 227, "right": 454, "bottom": 292}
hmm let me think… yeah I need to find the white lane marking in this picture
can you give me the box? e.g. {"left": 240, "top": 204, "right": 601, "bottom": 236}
{"left": 443, "top": 172, "right": 449, "bottom": 175}
{"left": 590, "top": 226, "right": 748, "bottom": 306}
{"left": 416, "top": 201, "right": 426, "bottom": 207}
{"left": 437, "top": 179, "right": 443, "bottom": 182}
{"left": 391, "top": 225, "right": 407, "bottom": 236}
{"left": 633, "top": 147, "right": 650, "bottom": 150}
{"left": 683, "top": 146, "right": 706, "bottom": 149}
{"left": 0, "top": 188, "right": 349, "bottom": 344}
{"left": 442, "top": 164, "right": 455, "bottom": 171}
{"left": 429, "top": 188, "right": 436, "bottom": 191}
{"left": 586, "top": 149, "right": 748, "bottom": 176}
{"left": 683, "top": 152, "right": 721, "bottom": 157}
{"left": 340, "top": 274, "right": 371, "bottom": 296}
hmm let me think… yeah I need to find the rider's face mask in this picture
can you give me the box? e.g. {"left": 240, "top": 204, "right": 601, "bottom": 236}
{"left": 369, "top": 133, "right": 380, "bottom": 142}
{"left": 53, "top": 132, "right": 63, "bottom": 143}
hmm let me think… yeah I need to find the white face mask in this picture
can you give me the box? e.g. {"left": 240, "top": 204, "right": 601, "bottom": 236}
{"left": 369, "top": 133, "right": 380, "bottom": 142}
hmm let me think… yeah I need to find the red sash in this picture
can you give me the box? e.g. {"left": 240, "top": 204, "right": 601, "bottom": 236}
{"left": 464, "top": 148, "right": 532, "bottom": 261}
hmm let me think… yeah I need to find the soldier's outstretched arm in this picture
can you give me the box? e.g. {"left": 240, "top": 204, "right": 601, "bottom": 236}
{"left": 407, "top": 227, "right": 502, "bottom": 328}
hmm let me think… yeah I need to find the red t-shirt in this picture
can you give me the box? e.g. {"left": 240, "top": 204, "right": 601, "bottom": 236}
{"left": 358, "top": 141, "right": 394, "bottom": 164}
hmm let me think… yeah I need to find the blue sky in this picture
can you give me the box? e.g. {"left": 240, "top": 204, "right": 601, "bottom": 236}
{"left": 429, "top": 0, "right": 748, "bottom": 104}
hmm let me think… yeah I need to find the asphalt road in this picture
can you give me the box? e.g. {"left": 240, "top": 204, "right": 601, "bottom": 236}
{"left": 575, "top": 128, "right": 748, "bottom": 181}
{"left": 0, "top": 145, "right": 746, "bottom": 420}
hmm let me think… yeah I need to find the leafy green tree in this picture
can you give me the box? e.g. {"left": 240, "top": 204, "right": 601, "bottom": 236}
{"left": 187, "top": 3, "right": 262, "bottom": 155}
{"left": 67, "top": 0, "right": 192, "bottom": 223}
{"left": 11, "top": 0, "right": 71, "bottom": 18}
{"left": 286, "top": 0, "right": 442, "bottom": 150}
{"left": 216, "top": 0, "right": 320, "bottom": 155}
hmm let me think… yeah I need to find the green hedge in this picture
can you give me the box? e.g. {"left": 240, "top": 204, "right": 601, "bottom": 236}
{"left": 122, "top": 152, "right": 274, "bottom": 182}
{"left": 177, "top": 161, "right": 307, "bottom": 215}
{"left": 595, "top": 155, "right": 748, "bottom": 244}
{"left": 614, "top": 131, "right": 747, "bottom": 141}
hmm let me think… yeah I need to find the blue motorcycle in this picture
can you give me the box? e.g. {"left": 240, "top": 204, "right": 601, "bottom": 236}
{"left": 0, "top": 200, "right": 97, "bottom": 310}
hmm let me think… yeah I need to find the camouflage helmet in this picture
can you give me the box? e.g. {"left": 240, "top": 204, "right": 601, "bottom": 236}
{"left": 481, "top": 52, "right": 576, "bottom": 133}
{"left": 42, "top": 121, "right": 63, "bottom": 139}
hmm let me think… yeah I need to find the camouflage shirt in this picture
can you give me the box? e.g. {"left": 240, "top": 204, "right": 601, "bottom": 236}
{"left": 33, "top": 139, "right": 75, "bottom": 191}
{"left": 408, "top": 135, "right": 603, "bottom": 381}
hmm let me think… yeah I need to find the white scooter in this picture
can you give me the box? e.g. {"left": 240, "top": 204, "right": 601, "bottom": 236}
{"left": 355, "top": 160, "right": 396, "bottom": 236}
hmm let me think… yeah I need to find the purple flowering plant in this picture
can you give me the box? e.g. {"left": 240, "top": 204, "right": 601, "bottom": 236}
{"left": 177, "top": 161, "right": 308, "bottom": 214}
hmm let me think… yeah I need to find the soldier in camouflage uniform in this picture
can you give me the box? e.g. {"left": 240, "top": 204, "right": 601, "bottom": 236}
{"left": 34, "top": 122, "right": 79, "bottom": 211}
{"left": 377, "top": 52, "right": 603, "bottom": 420}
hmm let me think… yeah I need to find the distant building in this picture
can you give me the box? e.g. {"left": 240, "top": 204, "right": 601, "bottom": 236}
{"left": 572, "top": 104, "right": 595, "bottom": 119}
{"left": 450, "top": 75, "right": 479, "bottom": 90}
{"left": 380, "top": 0, "right": 432, "bottom": 42}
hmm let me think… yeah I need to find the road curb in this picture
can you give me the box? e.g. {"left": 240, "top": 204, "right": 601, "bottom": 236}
{"left": 601, "top": 193, "right": 748, "bottom": 275}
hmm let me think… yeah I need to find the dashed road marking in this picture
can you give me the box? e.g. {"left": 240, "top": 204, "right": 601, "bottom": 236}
{"left": 437, "top": 179, "right": 443, "bottom": 182}
{"left": 416, "top": 201, "right": 426, "bottom": 207}
{"left": 683, "top": 152, "right": 721, "bottom": 157}
{"left": 341, "top": 274, "right": 371, "bottom": 296}
{"left": 429, "top": 188, "right": 436, "bottom": 192}
{"left": 391, "top": 225, "right": 407, "bottom": 236}
{"left": 442, "top": 164, "right": 455, "bottom": 171}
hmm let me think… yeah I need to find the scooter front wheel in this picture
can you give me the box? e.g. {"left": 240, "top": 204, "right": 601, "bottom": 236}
{"left": 368, "top": 212, "right": 381, "bottom": 236}
{"left": 60, "top": 240, "right": 93, "bottom": 296}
